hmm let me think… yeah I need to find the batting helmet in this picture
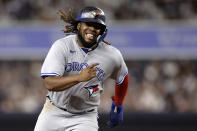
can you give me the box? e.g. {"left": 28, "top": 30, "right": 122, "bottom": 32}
{"left": 76, "top": 7, "right": 106, "bottom": 26}
{"left": 76, "top": 7, "right": 107, "bottom": 43}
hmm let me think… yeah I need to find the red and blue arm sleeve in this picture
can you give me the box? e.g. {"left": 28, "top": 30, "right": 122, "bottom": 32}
{"left": 112, "top": 74, "right": 129, "bottom": 106}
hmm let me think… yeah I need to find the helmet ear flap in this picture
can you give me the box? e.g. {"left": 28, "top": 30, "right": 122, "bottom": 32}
{"left": 97, "top": 28, "right": 108, "bottom": 43}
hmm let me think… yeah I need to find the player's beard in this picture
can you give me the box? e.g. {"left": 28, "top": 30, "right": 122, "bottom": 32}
{"left": 77, "top": 30, "right": 97, "bottom": 48}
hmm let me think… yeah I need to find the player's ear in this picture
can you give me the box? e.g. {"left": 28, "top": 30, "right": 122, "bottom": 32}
{"left": 77, "top": 22, "right": 81, "bottom": 30}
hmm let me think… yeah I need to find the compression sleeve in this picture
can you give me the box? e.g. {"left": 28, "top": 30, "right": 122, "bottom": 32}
{"left": 112, "top": 74, "right": 129, "bottom": 106}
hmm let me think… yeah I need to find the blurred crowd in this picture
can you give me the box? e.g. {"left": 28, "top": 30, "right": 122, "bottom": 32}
{"left": 0, "top": 0, "right": 197, "bottom": 23}
{"left": 101, "top": 60, "right": 197, "bottom": 113}
{"left": 0, "top": 61, "right": 46, "bottom": 114}
{"left": 0, "top": 60, "right": 197, "bottom": 114}
{"left": 1, "top": 0, "right": 197, "bottom": 114}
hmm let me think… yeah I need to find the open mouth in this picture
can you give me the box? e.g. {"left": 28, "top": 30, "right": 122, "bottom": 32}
{"left": 85, "top": 33, "right": 94, "bottom": 40}
{"left": 85, "top": 32, "right": 97, "bottom": 42}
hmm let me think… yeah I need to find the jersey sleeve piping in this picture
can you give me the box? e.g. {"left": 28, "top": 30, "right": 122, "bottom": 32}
{"left": 116, "top": 71, "right": 128, "bottom": 85}
{"left": 41, "top": 73, "right": 60, "bottom": 77}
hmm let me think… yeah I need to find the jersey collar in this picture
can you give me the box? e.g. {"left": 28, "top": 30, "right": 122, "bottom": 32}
{"left": 81, "top": 43, "right": 98, "bottom": 54}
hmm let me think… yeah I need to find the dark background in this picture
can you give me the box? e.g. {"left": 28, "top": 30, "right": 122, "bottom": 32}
{"left": 0, "top": 113, "right": 197, "bottom": 131}
{"left": 1, "top": 0, "right": 197, "bottom": 131}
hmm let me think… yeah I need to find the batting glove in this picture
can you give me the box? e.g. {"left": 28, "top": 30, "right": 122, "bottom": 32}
{"left": 108, "top": 101, "right": 123, "bottom": 128}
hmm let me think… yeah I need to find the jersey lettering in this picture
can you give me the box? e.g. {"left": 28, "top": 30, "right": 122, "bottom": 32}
{"left": 78, "top": 63, "right": 89, "bottom": 71}
{"left": 65, "top": 62, "right": 105, "bottom": 81}
{"left": 96, "top": 67, "right": 105, "bottom": 81}
{"left": 65, "top": 62, "right": 88, "bottom": 72}
{"left": 73, "top": 62, "right": 79, "bottom": 71}
{"left": 65, "top": 63, "right": 72, "bottom": 72}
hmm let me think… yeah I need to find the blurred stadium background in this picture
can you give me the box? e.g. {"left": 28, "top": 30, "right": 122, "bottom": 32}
{"left": 0, "top": 0, "right": 197, "bottom": 131}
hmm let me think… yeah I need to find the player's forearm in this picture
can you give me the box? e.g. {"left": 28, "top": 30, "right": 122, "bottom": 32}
{"left": 44, "top": 75, "right": 82, "bottom": 91}
{"left": 44, "top": 63, "right": 99, "bottom": 91}
{"left": 113, "top": 74, "right": 129, "bottom": 105}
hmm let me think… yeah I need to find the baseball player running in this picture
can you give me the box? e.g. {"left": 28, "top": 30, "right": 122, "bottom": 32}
{"left": 34, "top": 6, "right": 129, "bottom": 131}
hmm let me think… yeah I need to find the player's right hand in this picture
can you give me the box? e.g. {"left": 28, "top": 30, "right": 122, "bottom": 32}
{"left": 78, "top": 63, "right": 99, "bottom": 82}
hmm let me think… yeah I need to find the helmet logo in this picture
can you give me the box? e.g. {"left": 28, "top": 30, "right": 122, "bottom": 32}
{"left": 91, "top": 11, "right": 100, "bottom": 17}
{"left": 79, "top": 8, "right": 105, "bottom": 25}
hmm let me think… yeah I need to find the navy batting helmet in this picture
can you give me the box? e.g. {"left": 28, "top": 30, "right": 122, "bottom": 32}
{"left": 76, "top": 7, "right": 106, "bottom": 27}
{"left": 76, "top": 7, "right": 107, "bottom": 43}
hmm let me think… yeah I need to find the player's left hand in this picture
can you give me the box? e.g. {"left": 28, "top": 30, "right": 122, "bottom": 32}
{"left": 107, "top": 101, "right": 123, "bottom": 128}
